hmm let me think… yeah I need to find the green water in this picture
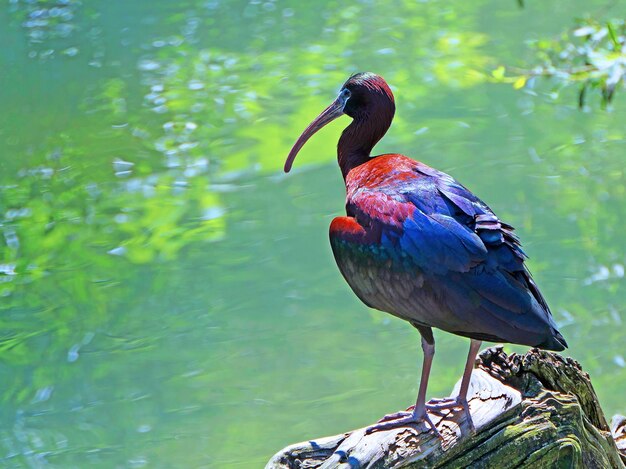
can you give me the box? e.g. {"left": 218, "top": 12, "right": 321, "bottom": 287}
{"left": 0, "top": 0, "right": 624, "bottom": 467}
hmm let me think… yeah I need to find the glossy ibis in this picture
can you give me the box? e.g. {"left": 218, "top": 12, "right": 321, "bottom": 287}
{"left": 284, "top": 72, "right": 566, "bottom": 434}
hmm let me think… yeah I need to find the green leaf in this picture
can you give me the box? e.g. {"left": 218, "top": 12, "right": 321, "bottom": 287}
{"left": 492, "top": 66, "right": 506, "bottom": 80}
{"left": 513, "top": 77, "right": 527, "bottom": 89}
{"left": 607, "top": 22, "right": 620, "bottom": 49}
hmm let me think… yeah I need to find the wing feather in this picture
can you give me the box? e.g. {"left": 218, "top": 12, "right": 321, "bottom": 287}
{"left": 348, "top": 158, "right": 549, "bottom": 316}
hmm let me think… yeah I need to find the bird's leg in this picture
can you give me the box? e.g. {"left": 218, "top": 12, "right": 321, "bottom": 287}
{"left": 412, "top": 334, "right": 436, "bottom": 417}
{"left": 367, "top": 329, "right": 441, "bottom": 437}
{"left": 426, "top": 339, "right": 482, "bottom": 431}
{"left": 457, "top": 339, "right": 482, "bottom": 407}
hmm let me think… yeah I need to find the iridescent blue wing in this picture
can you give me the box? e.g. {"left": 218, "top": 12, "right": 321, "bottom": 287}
{"left": 346, "top": 159, "right": 565, "bottom": 349}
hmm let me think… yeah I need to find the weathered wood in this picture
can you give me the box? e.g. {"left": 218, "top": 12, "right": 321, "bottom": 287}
{"left": 267, "top": 347, "right": 625, "bottom": 469}
{"left": 612, "top": 415, "right": 626, "bottom": 465}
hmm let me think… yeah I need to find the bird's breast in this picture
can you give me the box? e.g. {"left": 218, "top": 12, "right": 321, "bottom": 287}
{"left": 329, "top": 223, "right": 428, "bottom": 321}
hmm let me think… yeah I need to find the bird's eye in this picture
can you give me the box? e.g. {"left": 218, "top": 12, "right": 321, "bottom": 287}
{"left": 338, "top": 88, "right": 351, "bottom": 106}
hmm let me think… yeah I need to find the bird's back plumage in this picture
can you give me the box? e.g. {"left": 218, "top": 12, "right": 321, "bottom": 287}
{"left": 330, "top": 154, "right": 567, "bottom": 351}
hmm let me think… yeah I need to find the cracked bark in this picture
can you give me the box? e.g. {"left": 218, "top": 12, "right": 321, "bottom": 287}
{"left": 266, "top": 348, "right": 626, "bottom": 468}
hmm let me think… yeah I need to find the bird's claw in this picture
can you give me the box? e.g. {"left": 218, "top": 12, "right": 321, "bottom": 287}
{"left": 367, "top": 410, "right": 442, "bottom": 439}
{"left": 375, "top": 404, "right": 417, "bottom": 423}
{"left": 376, "top": 410, "right": 413, "bottom": 423}
{"left": 425, "top": 397, "right": 466, "bottom": 414}
{"left": 426, "top": 397, "right": 475, "bottom": 433}
{"left": 428, "top": 397, "right": 457, "bottom": 405}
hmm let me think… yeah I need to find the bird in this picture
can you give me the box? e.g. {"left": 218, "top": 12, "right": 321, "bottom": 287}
{"left": 283, "top": 72, "right": 567, "bottom": 435}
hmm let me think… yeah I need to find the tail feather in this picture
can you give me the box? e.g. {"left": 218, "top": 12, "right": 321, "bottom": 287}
{"left": 538, "top": 329, "right": 568, "bottom": 351}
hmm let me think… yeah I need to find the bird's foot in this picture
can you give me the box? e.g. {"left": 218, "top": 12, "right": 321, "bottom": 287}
{"left": 375, "top": 405, "right": 415, "bottom": 423}
{"left": 426, "top": 396, "right": 466, "bottom": 413}
{"left": 426, "top": 397, "right": 474, "bottom": 432}
{"left": 366, "top": 408, "right": 442, "bottom": 438}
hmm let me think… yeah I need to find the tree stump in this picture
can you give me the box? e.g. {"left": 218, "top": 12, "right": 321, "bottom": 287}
{"left": 266, "top": 347, "right": 626, "bottom": 468}
{"left": 613, "top": 415, "right": 626, "bottom": 465}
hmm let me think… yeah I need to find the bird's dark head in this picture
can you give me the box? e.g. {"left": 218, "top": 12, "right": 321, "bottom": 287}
{"left": 341, "top": 72, "right": 395, "bottom": 119}
{"left": 284, "top": 72, "right": 395, "bottom": 173}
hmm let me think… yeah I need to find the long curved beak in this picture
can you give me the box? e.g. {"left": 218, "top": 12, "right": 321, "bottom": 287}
{"left": 284, "top": 97, "right": 346, "bottom": 173}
